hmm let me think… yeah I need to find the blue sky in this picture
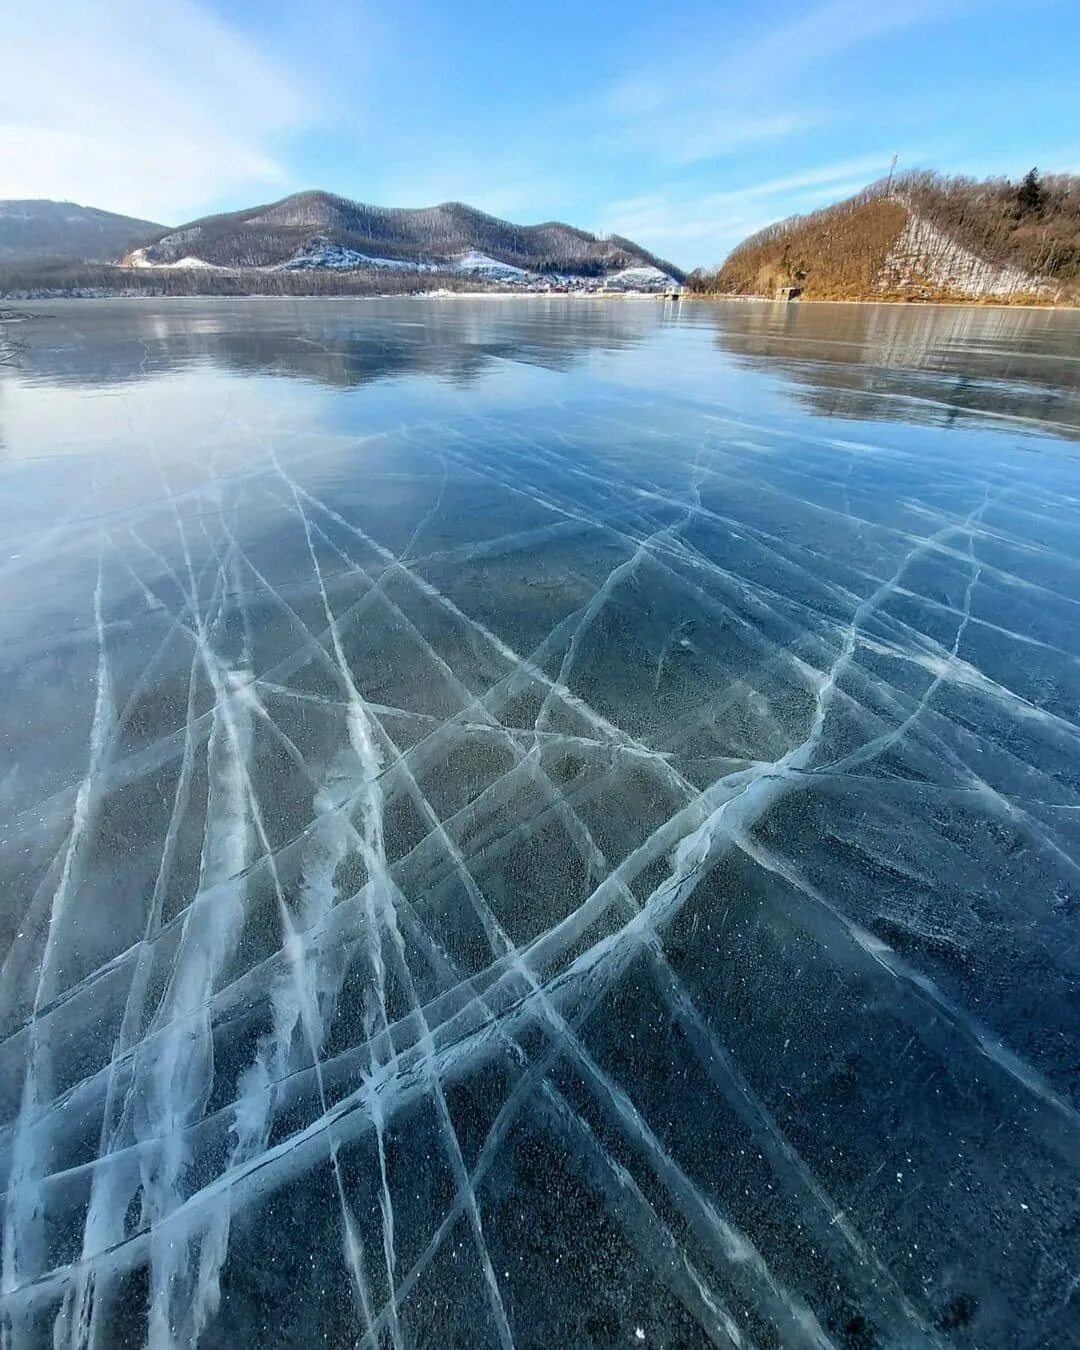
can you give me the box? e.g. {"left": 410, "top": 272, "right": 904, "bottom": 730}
{"left": 1, "top": 0, "right": 1077, "bottom": 267}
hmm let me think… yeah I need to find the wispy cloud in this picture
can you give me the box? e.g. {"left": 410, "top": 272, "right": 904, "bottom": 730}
{"left": 0, "top": 0, "right": 1065, "bottom": 270}
{"left": 580, "top": 0, "right": 975, "bottom": 262}
{"left": 602, "top": 152, "right": 904, "bottom": 265}
{"left": 587, "top": 0, "right": 961, "bottom": 176}
{"left": 729, "top": 0, "right": 952, "bottom": 69}
{"left": 699, "top": 154, "right": 903, "bottom": 208}
{"left": 0, "top": 0, "right": 314, "bottom": 222}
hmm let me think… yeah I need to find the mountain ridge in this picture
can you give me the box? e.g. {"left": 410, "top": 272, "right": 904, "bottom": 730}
{"left": 123, "top": 189, "right": 684, "bottom": 282}
{"left": 0, "top": 200, "right": 165, "bottom": 263}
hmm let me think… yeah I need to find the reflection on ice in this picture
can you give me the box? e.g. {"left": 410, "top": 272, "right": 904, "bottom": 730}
{"left": 0, "top": 298, "right": 1078, "bottom": 1347}
{"left": 711, "top": 300, "right": 1080, "bottom": 436}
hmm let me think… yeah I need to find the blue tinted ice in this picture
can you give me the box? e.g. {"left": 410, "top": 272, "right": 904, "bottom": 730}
{"left": 0, "top": 298, "right": 1077, "bottom": 1347}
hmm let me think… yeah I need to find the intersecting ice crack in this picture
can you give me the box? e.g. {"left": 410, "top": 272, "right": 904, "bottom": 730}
{"left": 1, "top": 317, "right": 1079, "bottom": 1350}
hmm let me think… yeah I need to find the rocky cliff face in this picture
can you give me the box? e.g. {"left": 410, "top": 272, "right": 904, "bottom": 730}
{"left": 877, "top": 211, "right": 1053, "bottom": 300}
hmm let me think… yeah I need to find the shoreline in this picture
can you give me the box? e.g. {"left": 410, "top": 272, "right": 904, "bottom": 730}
{"left": 0, "top": 288, "right": 684, "bottom": 304}
{"left": 6, "top": 291, "right": 1078, "bottom": 313}
{"left": 685, "top": 293, "right": 1080, "bottom": 313}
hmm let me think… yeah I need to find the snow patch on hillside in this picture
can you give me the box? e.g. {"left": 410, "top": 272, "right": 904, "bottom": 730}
{"left": 879, "top": 212, "right": 1052, "bottom": 298}
{"left": 279, "top": 239, "right": 436, "bottom": 272}
{"left": 124, "top": 248, "right": 221, "bottom": 270}
{"left": 452, "top": 252, "right": 530, "bottom": 278}
{"left": 604, "top": 265, "right": 679, "bottom": 292}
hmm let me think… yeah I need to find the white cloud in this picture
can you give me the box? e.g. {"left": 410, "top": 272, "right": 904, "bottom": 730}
{"left": 587, "top": 0, "right": 964, "bottom": 174}
{"left": 698, "top": 154, "right": 903, "bottom": 209}
{"left": 601, "top": 152, "right": 908, "bottom": 266}
{"left": 730, "top": 0, "right": 949, "bottom": 70}
{"left": 0, "top": 0, "right": 313, "bottom": 222}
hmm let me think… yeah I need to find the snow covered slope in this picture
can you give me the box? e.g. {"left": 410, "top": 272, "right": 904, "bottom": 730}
{"left": 876, "top": 212, "right": 1052, "bottom": 299}
{"left": 278, "top": 238, "right": 436, "bottom": 272}
{"left": 603, "top": 265, "right": 681, "bottom": 292}
{"left": 452, "top": 251, "right": 530, "bottom": 278}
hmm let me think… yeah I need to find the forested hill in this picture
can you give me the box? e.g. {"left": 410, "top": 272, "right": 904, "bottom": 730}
{"left": 0, "top": 200, "right": 165, "bottom": 263}
{"left": 125, "top": 190, "right": 683, "bottom": 279}
{"left": 689, "top": 170, "right": 1080, "bottom": 303}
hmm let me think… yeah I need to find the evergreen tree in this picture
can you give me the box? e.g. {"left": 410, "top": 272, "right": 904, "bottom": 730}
{"left": 1017, "top": 168, "right": 1045, "bottom": 215}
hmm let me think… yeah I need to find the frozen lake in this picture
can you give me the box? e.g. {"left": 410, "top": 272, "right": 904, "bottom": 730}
{"left": 0, "top": 297, "right": 1078, "bottom": 1347}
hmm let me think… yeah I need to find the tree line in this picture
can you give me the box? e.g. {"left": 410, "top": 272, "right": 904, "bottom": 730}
{"left": 0, "top": 260, "right": 515, "bottom": 300}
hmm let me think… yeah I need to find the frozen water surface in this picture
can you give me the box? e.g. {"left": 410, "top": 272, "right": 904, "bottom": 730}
{"left": 0, "top": 297, "right": 1078, "bottom": 1348}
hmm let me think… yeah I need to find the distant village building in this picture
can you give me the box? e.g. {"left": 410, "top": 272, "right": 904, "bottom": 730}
{"left": 775, "top": 285, "right": 802, "bottom": 301}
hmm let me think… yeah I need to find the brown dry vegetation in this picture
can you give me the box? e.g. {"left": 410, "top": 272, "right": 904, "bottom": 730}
{"left": 690, "top": 170, "right": 1080, "bottom": 303}
{"left": 693, "top": 193, "right": 906, "bottom": 299}
{"left": 903, "top": 170, "right": 1080, "bottom": 281}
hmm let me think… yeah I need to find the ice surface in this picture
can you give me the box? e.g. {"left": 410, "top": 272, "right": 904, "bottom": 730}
{"left": 0, "top": 296, "right": 1078, "bottom": 1348}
